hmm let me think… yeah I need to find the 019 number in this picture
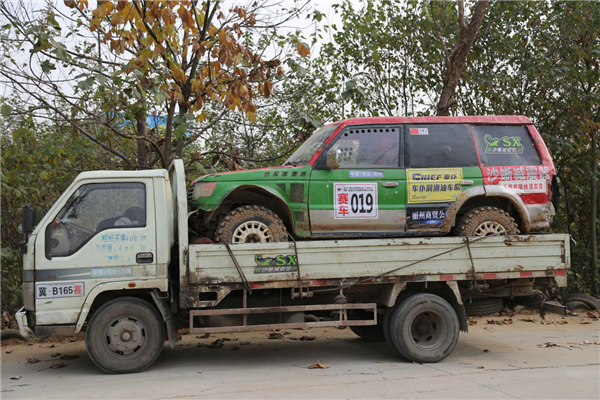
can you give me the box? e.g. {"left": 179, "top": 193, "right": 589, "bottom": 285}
{"left": 350, "top": 193, "right": 374, "bottom": 214}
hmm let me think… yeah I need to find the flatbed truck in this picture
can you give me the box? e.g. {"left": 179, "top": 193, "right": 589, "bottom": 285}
{"left": 15, "top": 160, "right": 570, "bottom": 373}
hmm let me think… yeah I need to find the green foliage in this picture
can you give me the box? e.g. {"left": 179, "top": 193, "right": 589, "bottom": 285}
{"left": 1, "top": 248, "right": 22, "bottom": 316}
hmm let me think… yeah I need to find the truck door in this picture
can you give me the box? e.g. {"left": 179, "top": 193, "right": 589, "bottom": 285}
{"left": 308, "top": 125, "right": 406, "bottom": 235}
{"left": 33, "top": 179, "right": 156, "bottom": 325}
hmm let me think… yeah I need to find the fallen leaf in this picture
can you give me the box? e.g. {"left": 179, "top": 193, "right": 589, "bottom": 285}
{"left": 468, "top": 319, "right": 477, "bottom": 326}
{"left": 49, "top": 362, "right": 65, "bottom": 369}
{"left": 487, "top": 319, "right": 513, "bottom": 325}
{"left": 26, "top": 357, "right": 40, "bottom": 364}
{"left": 308, "top": 359, "right": 329, "bottom": 369}
{"left": 477, "top": 366, "right": 485, "bottom": 369}
{"left": 48, "top": 344, "right": 55, "bottom": 348}
{"left": 5, "top": 350, "right": 13, "bottom": 354}
{"left": 59, "top": 354, "right": 79, "bottom": 361}
{"left": 519, "top": 316, "right": 536, "bottom": 323}
{"left": 9, "top": 376, "right": 21, "bottom": 380}
{"left": 482, "top": 349, "right": 489, "bottom": 353}
{"left": 197, "top": 333, "right": 210, "bottom": 339}
{"left": 268, "top": 332, "right": 284, "bottom": 339}
{"left": 556, "top": 319, "right": 568, "bottom": 325}
{"left": 580, "top": 320, "right": 592, "bottom": 324}
{"left": 299, "top": 336, "right": 316, "bottom": 341}
{"left": 208, "top": 339, "right": 224, "bottom": 349}
{"left": 50, "top": 353, "right": 61, "bottom": 358}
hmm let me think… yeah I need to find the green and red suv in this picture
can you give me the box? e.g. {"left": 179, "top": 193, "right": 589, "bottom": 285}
{"left": 189, "top": 116, "right": 557, "bottom": 243}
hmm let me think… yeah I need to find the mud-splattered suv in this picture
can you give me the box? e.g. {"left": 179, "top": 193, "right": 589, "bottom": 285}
{"left": 189, "top": 116, "right": 557, "bottom": 243}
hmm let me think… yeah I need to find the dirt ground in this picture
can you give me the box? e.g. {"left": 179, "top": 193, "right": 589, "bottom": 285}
{"left": 1, "top": 313, "right": 599, "bottom": 400}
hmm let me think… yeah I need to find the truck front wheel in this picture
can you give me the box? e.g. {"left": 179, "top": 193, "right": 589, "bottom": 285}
{"left": 86, "top": 297, "right": 165, "bottom": 374}
{"left": 215, "top": 205, "right": 288, "bottom": 244}
{"left": 387, "top": 293, "right": 460, "bottom": 363}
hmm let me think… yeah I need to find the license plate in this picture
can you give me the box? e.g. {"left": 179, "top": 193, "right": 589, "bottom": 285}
{"left": 36, "top": 282, "right": 84, "bottom": 299}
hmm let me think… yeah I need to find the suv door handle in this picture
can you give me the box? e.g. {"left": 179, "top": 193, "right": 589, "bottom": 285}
{"left": 461, "top": 180, "right": 474, "bottom": 186}
{"left": 136, "top": 252, "right": 154, "bottom": 264}
{"left": 381, "top": 181, "right": 399, "bottom": 188}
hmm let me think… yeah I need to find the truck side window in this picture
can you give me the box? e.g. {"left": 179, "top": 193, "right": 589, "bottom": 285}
{"left": 327, "top": 126, "right": 400, "bottom": 168}
{"left": 404, "top": 124, "right": 478, "bottom": 168}
{"left": 48, "top": 183, "right": 146, "bottom": 258}
{"left": 471, "top": 125, "right": 541, "bottom": 166}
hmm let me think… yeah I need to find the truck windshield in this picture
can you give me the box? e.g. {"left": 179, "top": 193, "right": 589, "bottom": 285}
{"left": 284, "top": 125, "right": 338, "bottom": 166}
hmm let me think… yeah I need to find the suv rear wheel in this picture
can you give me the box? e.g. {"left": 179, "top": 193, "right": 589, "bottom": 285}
{"left": 455, "top": 206, "right": 519, "bottom": 237}
{"left": 215, "top": 205, "right": 288, "bottom": 244}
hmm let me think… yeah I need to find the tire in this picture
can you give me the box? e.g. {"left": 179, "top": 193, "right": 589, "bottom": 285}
{"left": 563, "top": 293, "right": 599, "bottom": 310}
{"left": 0, "top": 329, "right": 26, "bottom": 341}
{"left": 388, "top": 293, "right": 460, "bottom": 363}
{"left": 565, "top": 301, "right": 592, "bottom": 312}
{"left": 85, "top": 297, "right": 165, "bottom": 374}
{"left": 455, "top": 206, "right": 519, "bottom": 237}
{"left": 464, "top": 297, "right": 504, "bottom": 317}
{"left": 215, "top": 205, "right": 288, "bottom": 244}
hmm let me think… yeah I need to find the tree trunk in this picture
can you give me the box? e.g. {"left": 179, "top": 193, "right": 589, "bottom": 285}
{"left": 591, "top": 129, "right": 598, "bottom": 294}
{"left": 436, "top": 0, "right": 489, "bottom": 116}
{"left": 136, "top": 112, "right": 147, "bottom": 169}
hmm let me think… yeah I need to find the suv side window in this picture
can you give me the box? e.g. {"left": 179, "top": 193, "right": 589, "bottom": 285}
{"left": 48, "top": 183, "right": 146, "bottom": 258}
{"left": 321, "top": 126, "right": 401, "bottom": 169}
{"left": 404, "top": 124, "right": 478, "bottom": 168}
{"left": 471, "top": 125, "right": 541, "bottom": 166}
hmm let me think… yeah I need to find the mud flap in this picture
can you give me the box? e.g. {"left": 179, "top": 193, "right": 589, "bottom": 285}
{"left": 151, "top": 290, "right": 178, "bottom": 349}
{"left": 446, "top": 281, "right": 468, "bottom": 333}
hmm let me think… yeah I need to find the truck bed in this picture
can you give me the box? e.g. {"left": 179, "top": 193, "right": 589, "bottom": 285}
{"left": 189, "top": 234, "right": 569, "bottom": 285}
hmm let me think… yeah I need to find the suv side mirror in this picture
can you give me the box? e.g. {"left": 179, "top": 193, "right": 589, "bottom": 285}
{"left": 22, "top": 204, "right": 33, "bottom": 234}
{"left": 326, "top": 149, "right": 341, "bottom": 170}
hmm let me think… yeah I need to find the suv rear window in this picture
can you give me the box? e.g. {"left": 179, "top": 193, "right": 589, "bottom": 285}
{"left": 472, "top": 125, "right": 541, "bottom": 166}
{"left": 404, "top": 124, "right": 478, "bottom": 168}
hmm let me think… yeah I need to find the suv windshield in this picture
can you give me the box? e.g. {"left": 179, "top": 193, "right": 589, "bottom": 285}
{"left": 284, "top": 125, "right": 338, "bottom": 165}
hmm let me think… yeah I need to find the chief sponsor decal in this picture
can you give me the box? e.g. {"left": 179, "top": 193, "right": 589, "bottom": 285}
{"left": 91, "top": 266, "right": 133, "bottom": 278}
{"left": 407, "top": 168, "right": 463, "bottom": 204}
{"left": 349, "top": 171, "right": 384, "bottom": 178}
{"left": 409, "top": 128, "right": 429, "bottom": 136}
{"left": 36, "top": 282, "right": 84, "bottom": 299}
{"left": 484, "top": 134, "right": 524, "bottom": 154}
{"left": 408, "top": 206, "right": 449, "bottom": 228}
{"left": 334, "top": 183, "right": 378, "bottom": 219}
{"left": 254, "top": 254, "right": 298, "bottom": 274}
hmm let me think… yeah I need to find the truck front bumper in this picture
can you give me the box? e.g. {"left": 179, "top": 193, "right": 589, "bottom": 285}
{"left": 15, "top": 307, "right": 31, "bottom": 338}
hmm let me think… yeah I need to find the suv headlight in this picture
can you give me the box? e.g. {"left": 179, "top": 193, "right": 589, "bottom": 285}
{"left": 192, "top": 182, "right": 217, "bottom": 199}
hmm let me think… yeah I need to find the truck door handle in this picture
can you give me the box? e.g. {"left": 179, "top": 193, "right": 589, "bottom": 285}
{"left": 136, "top": 252, "right": 154, "bottom": 264}
{"left": 381, "top": 181, "right": 399, "bottom": 188}
{"left": 461, "top": 180, "right": 474, "bottom": 186}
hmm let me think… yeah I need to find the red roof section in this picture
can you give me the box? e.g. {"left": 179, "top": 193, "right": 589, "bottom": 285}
{"left": 333, "top": 115, "right": 533, "bottom": 127}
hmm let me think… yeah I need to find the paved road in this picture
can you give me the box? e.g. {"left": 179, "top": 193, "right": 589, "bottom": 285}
{"left": 2, "top": 315, "right": 599, "bottom": 399}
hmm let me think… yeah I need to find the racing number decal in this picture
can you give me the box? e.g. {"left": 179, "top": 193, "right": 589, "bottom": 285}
{"left": 334, "top": 183, "right": 378, "bottom": 219}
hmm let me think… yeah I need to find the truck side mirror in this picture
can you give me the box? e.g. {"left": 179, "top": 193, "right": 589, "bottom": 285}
{"left": 22, "top": 204, "right": 33, "bottom": 234}
{"left": 326, "top": 149, "right": 341, "bottom": 170}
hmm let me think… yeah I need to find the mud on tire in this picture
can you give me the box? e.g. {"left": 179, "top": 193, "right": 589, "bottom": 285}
{"left": 215, "top": 205, "right": 288, "bottom": 244}
{"left": 455, "top": 206, "right": 519, "bottom": 237}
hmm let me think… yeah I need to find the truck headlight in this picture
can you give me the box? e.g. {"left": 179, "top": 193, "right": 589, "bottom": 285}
{"left": 192, "top": 182, "right": 217, "bottom": 199}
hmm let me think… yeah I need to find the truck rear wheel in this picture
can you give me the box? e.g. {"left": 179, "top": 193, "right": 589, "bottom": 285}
{"left": 215, "top": 205, "right": 288, "bottom": 244}
{"left": 86, "top": 297, "right": 165, "bottom": 374}
{"left": 388, "top": 293, "right": 460, "bottom": 363}
{"left": 455, "top": 206, "right": 519, "bottom": 237}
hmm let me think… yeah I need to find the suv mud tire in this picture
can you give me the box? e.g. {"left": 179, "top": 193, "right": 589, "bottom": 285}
{"left": 455, "top": 206, "right": 519, "bottom": 237}
{"left": 388, "top": 293, "right": 460, "bottom": 363}
{"left": 86, "top": 297, "right": 165, "bottom": 374}
{"left": 464, "top": 297, "right": 504, "bottom": 317}
{"left": 215, "top": 205, "right": 288, "bottom": 244}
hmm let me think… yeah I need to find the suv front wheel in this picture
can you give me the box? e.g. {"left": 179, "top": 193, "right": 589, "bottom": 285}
{"left": 455, "top": 206, "right": 519, "bottom": 237}
{"left": 215, "top": 205, "right": 288, "bottom": 244}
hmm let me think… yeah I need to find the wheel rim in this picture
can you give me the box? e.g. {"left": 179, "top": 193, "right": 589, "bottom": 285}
{"left": 473, "top": 221, "right": 507, "bottom": 237}
{"left": 232, "top": 220, "right": 273, "bottom": 243}
{"left": 409, "top": 310, "right": 446, "bottom": 351}
{"left": 104, "top": 317, "right": 146, "bottom": 357}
